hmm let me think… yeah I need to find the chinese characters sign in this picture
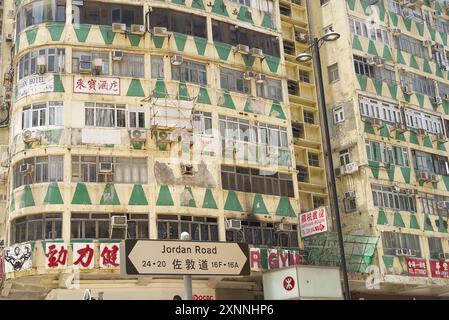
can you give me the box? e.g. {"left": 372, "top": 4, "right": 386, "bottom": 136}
{"left": 123, "top": 240, "right": 249, "bottom": 276}
{"left": 45, "top": 242, "right": 68, "bottom": 269}
{"left": 73, "top": 76, "right": 120, "bottom": 95}
{"left": 299, "top": 207, "right": 328, "bottom": 238}
{"left": 3, "top": 243, "right": 33, "bottom": 273}
{"left": 407, "top": 258, "right": 428, "bottom": 277}
{"left": 430, "top": 260, "right": 449, "bottom": 279}
{"left": 17, "top": 74, "right": 54, "bottom": 101}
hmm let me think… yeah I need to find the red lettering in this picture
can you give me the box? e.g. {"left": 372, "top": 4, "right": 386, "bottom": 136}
{"left": 279, "top": 251, "right": 289, "bottom": 267}
{"left": 268, "top": 251, "right": 279, "bottom": 269}
{"left": 250, "top": 250, "right": 261, "bottom": 270}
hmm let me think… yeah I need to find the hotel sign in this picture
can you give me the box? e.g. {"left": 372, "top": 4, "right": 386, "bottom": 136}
{"left": 17, "top": 74, "right": 54, "bottom": 101}
{"left": 73, "top": 76, "right": 120, "bottom": 95}
{"left": 299, "top": 206, "right": 329, "bottom": 238}
{"left": 122, "top": 240, "right": 250, "bottom": 276}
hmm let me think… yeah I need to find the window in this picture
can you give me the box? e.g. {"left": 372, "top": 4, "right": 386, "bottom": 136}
{"left": 365, "top": 140, "right": 410, "bottom": 167}
{"left": 221, "top": 165, "right": 294, "bottom": 197}
{"left": 283, "top": 40, "right": 295, "bottom": 56}
{"left": 344, "top": 196, "right": 357, "bottom": 213}
{"left": 412, "top": 150, "right": 449, "bottom": 175}
{"left": 112, "top": 54, "right": 144, "bottom": 78}
{"left": 419, "top": 192, "right": 449, "bottom": 216}
{"left": 172, "top": 60, "right": 207, "bottom": 85}
{"left": 404, "top": 108, "right": 443, "bottom": 135}
{"left": 388, "top": 0, "right": 422, "bottom": 22}
{"left": 333, "top": 106, "right": 345, "bottom": 124}
{"left": 17, "top": 0, "right": 66, "bottom": 35}
{"left": 297, "top": 165, "right": 309, "bottom": 182}
{"left": 157, "top": 215, "right": 218, "bottom": 241}
{"left": 353, "top": 55, "right": 375, "bottom": 77}
{"left": 193, "top": 111, "right": 212, "bottom": 135}
{"left": 13, "top": 156, "right": 64, "bottom": 189}
{"left": 304, "top": 111, "right": 314, "bottom": 124}
{"left": 129, "top": 108, "right": 145, "bottom": 129}
{"left": 359, "top": 96, "right": 402, "bottom": 124}
{"left": 72, "top": 50, "right": 109, "bottom": 75}
{"left": 10, "top": 213, "right": 62, "bottom": 245}
{"left": 328, "top": 63, "right": 339, "bottom": 83}
{"left": 313, "top": 196, "right": 325, "bottom": 208}
{"left": 75, "top": 1, "right": 143, "bottom": 27}
{"left": 150, "top": 8, "right": 207, "bottom": 38}
{"left": 353, "top": 55, "right": 396, "bottom": 84}
{"left": 226, "top": 220, "right": 298, "bottom": 247}
{"left": 308, "top": 153, "right": 319, "bottom": 167}
{"left": 279, "top": 3, "right": 291, "bottom": 16}
{"left": 220, "top": 68, "right": 249, "bottom": 94}
{"left": 291, "top": 122, "right": 304, "bottom": 139}
{"left": 348, "top": 16, "right": 389, "bottom": 44}
{"left": 320, "top": 0, "right": 329, "bottom": 5}
{"left": 72, "top": 156, "right": 148, "bottom": 184}
{"left": 71, "top": 213, "right": 149, "bottom": 239}
{"left": 400, "top": 71, "right": 435, "bottom": 97}
{"left": 287, "top": 80, "right": 299, "bottom": 96}
{"left": 84, "top": 102, "right": 126, "bottom": 128}
{"left": 212, "top": 20, "right": 280, "bottom": 57}
{"left": 428, "top": 237, "right": 445, "bottom": 260}
{"left": 151, "top": 56, "right": 164, "bottom": 80}
{"left": 299, "top": 70, "right": 310, "bottom": 83}
{"left": 22, "top": 102, "right": 63, "bottom": 129}
{"left": 18, "top": 48, "right": 65, "bottom": 80}
{"left": 339, "top": 149, "right": 350, "bottom": 166}
{"left": 381, "top": 231, "right": 421, "bottom": 257}
{"left": 371, "top": 184, "right": 416, "bottom": 212}
{"left": 229, "top": 0, "right": 251, "bottom": 6}
{"left": 256, "top": 78, "right": 283, "bottom": 101}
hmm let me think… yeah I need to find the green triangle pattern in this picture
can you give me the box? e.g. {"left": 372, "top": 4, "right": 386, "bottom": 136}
{"left": 181, "top": 187, "right": 196, "bottom": 207}
{"left": 99, "top": 25, "right": 115, "bottom": 45}
{"left": 437, "top": 142, "right": 446, "bottom": 151}
{"left": 73, "top": 24, "right": 91, "bottom": 43}
{"left": 197, "top": 87, "right": 211, "bottom": 104}
{"left": 43, "top": 182, "right": 64, "bottom": 205}
{"left": 211, "top": 0, "right": 229, "bottom": 16}
{"left": 54, "top": 75, "right": 65, "bottom": 92}
{"left": 156, "top": 185, "right": 174, "bottom": 206}
{"left": 423, "top": 135, "right": 433, "bottom": 148}
{"left": 100, "top": 184, "right": 121, "bottom": 205}
{"left": 252, "top": 194, "right": 268, "bottom": 214}
{"left": 383, "top": 45, "right": 393, "bottom": 61}
{"left": 347, "top": 0, "right": 356, "bottom": 10}
{"left": 389, "top": 12, "right": 398, "bottom": 26}
{"left": 387, "top": 83, "right": 398, "bottom": 99}
{"left": 396, "top": 50, "right": 406, "bottom": 65}
{"left": 219, "top": 91, "right": 235, "bottom": 109}
{"left": 377, "top": 209, "right": 388, "bottom": 225}
{"left": 194, "top": 37, "right": 207, "bottom": 55}
{"left": 409, "top": 55, "right": 419, "bottom": 70}
{"left": 129, "top": 184, "right": 148, "bottom": 205}
{"left": 364, "top": 121, "right": 375, "bottom": 134}
{"left": 20, "top": 185, "right": 35, "bottom": 208}
{"left": 423, "top": 59, "right": 432, "bottom": 74}
{"left": 269, "top": 103, "right": 286, "bottom": 119}
{"left": 72, "top": 183, "right": 92, "bottom": 205}
{"left": 400, "top": 167, "right": 411, "bottom": 184}
{"left": 153, "top": 36, "right": 166, "bottom": 48}
{"left": 127, "top": 79, "right": 145, "bottom": 97}
{"left": 409, "top": 214, "right": 420, "bottom": 229}
{"left": 373, "top": 79, "right": 383, "bottom": 96}
{"left": 174, "top": 33, "right": 188, "bottom": 52}
{"left": 395, "top": 131, "right": 406, "bottom": 141}
{"left": 387, "top": 164, "right": 395, "bottom": 181}
{"left": 424, "top": 214, "right": 434, "bottom": 231}
{"left": 10, "top": 194, "right": 15, "bottom": 212}
{"left": 383, "top": 255, "right": 394, "bottom": 268}
{"left": 416, "top": 93, "right": 425, "bottom": 108}
{"left": 402, "top": 16, "right": 412, "bottom": 31}
{"left": 128, "top": 34, "right": 142, "bottom": 47}
{"left": 379, "top": 124, "right": 389, "bottom": 138}
{"left": 356, "top": 74, "right": 368, "bottom": 91}
{"left": 202, "top": 188, "right": 218, "bottom": 209}
{"left": 352, "top": 35, "right": 363, "bottom": 51}
{"left": 276, "top": 197, "right": 296, "bottom": 217}
{"left": 367, "top": 41, "right": 378, "bottom": 56}
{"left": 26, "top": 26, "right": 39, "bottom": 45}
{"left": 47, "top": 23, "right": 65, "bottom": 41}
{"left": 265, "top": 55, "right": 280, "bottom": 73}
{"left": 409, "top": 131, "right": 419, "bottom": 145}
{"left": 214, "top": 42, "right": 232, "bottom": 60}
{"left": 178, "top": 82, "right": 190, "bottom": 100}
{"left": 237, "top": 6, "right": 254, "bottom": 24}
{"left": 153, "top": 80, "right": 168, "bottom": 98}
{"left": 224, "top": 191, "right": 243, "bottom": 212}
{"left": 368, "top": 161, "right": 380, "bottom": 179}
{"left": 261, "top": 12, "right": 274, "bottom": 29}
{"left": 191, "top": 0, "right": 206, "bottom": 10}
{"left": 393, "top": 212, "right": 405, "bottom": 228}
{"left": 416, "top": 21, "right": 424, "bottom": 36}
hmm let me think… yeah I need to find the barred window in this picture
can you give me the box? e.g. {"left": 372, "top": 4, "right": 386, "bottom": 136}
{"left": 22, "top": 102, "right": 63, "bottom": 129}
{"left": 371, "top": 184, "right": 416, "bottom": 212}
{"left": 84, "top": 102, "right": 126, "bottom": 128}
{"left": 112, "top": 54, "right": 144, "bottom": 78}
{"left": 220, "top": 68, "right": 250, "bottom": 94}
{"left": 172, "top": 60, "right": 207, "bottom": 85}
{"left": 13, "top": 156, "right": 64, "bottom": 189}
{"left": 157, "top": 215, "right": 218, "bottom": 241}
{"left": 72, "top": 50, "right": 109, "bottom": 75}
{"left": 10, "top": 213, "right": 62, "bottom": 245}
{"left": 17, "top": 0, "right": 66, "bottom": 35}
{"left": 18, "top": 48, "right": 65, "bottom": 80}
{"left": 381, "top": 231, "right": 421, "bottom": 257}
{"left": 256, "top": 78, "right": 283, "bottom": 101}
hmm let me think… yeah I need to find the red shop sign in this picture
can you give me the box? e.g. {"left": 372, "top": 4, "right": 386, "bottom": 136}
{"left": 406, "top": 258, "right": 428, "bottom": 277}
{"left": 429, "top": 260, "right": 449, "bottom": 279}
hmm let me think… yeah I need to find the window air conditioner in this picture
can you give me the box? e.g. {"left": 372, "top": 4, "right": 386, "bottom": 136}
{"left": 22, "top": 129, "right": 40, "bottom": 143}
{"left": 344, "top": 162, "right": 359, "bottom": 174}
{"left": 225, "top": 219, "right": 242, "bottom": 231}
{"left": 243, "top": 70, "right": 256, "bottom": 80}
{"left": 416, "top": 128, "right": 426, "bottom": 135}
{"left": 112, "top": 23, "right": 126, "bottom": 33}
{"left": 37, "top": 56, "right": 46, "bottom": 74}
{"left": 111, "top": 215, "right": 127, "bottom": 227}
{"left": 170, "top": 55, "right": 183, "bottom": 66}
{"left": 155, "top": 130, "right": 174, "bottom": 143}
{"left": 249, "top": 48, "right": 264, "bottom": 59}
{"left": 153, "top": 27, "right": 170, "bottom": 37}
{"left": 99, "top": 162, "right": 113, "bottom": 173}
{"left": 112, "top": 50, "right": 123, "bottom": 61}
{"left": 92, "top": 58, "right": 103, "bottom": 74}
{"left": 430, "top": 173, "right": 439, "bottom": 182}
{"left": 433, "top": 96, "right": 443, "bottom": 105}
{"left": 110, "top": 216, "right": 127, "bottom": 239}
{"left": 19, "top": 163, "right": 33, "bottom": 174}
{"left": 417, "top": 171, "right": 430, "bottom": 181}
{"left": 295, "top": 32, "right": 309, "bottom": 43}
{"left": 5, "top": 34, "right": 13, "bottom": 42}
{"left": 435, "top": 133, "right": 447, "bottom": 143}
{"left": 79, "top": 55, "right": 92, "bottom": 74}
{"left": 276, "top": 223, "right": 293, "bottom": 232}
{"left": 256, "top": 74, "right": 266, "bottom": 83}
{"left": 129, "top": 129, "right": 146, "bottom": 142}
{"left": 439, "top": 252, "right": 449, "bottom": 260}
{"left": 402, "top": 84, "right": 413, "bottom": 95}
{"left": 131, "top": 24, "right": 146, "bottom": 35}
{"left": 344, "top": 191, "right": 356, "bottom": 199}
{"left": 234, "top": 44, "right": 250, "bottom": 55}
{"left": 423, "top": 40, "right": 436, "bottom": 47}
{"left": 371, "top": 118, "right": 382, "bottom": 127}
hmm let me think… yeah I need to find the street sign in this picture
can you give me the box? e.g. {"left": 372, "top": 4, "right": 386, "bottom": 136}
{"left": 122, "top": 240, "right": 250, "bottom": 276}
{"left": 299, "top": 206, "right": 329, "bottom": 238}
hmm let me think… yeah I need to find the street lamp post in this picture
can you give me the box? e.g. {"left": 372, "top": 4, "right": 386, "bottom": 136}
{"left": 296, "top": 31, "right": 351, "bottom": 300}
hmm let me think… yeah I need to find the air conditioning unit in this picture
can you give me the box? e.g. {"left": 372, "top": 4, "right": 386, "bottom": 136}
{"left": 396, "top": 248, "right": 414, "bottom": 256}
{"left": 256, "top": 74, "right": 266, "bottom": 84}
{"left": 22, "top": 129, "right": 40, "bottom": 143}
{"left": 368, "top": 56, "right": 384, "bottom": 66}
{"left": 131, "top": 24, "right": 145, "bottom": 35}
{"left": 393, "top": 122, "right": 407, "bottom": 132}
{"left": 345, "top": 162, "right": 359, "bottom": 174}
{"left": 37, "top": 56, "right": 46, "bottom": 74}
{"left": 344, "top": 191, "right": 356, "bottom": 199}
{"left": 181, "top": 163, "right": 194, "bottom": 175}
{"left": 5, "top": 34, "right": 13, "bottom": 42}
{"left": 276, "top": 223, "right": 293, "bottom": 232}
{"left": 438, "top": 252, "right": 449, "bottom": 260}
{"left": 79, "top": 55, "right": 92, "bottom": 74}
{"left": 19, "top": 163, "right": 33, "bottom": 174}
{"left": 390, "top": 27, "right": 401, "bottom": 35}
{"left": 112, "top": 50, "right": 123, "bottom": 61}
{"left": 234, "top": 44, "right": 250, "bottom": 55}
{"left": 243, "top": 70, "right": 256, "bottom": 80}
{"left": 423, "top": 40, "right": 436, "bottom": 47}
{"left": 295, "top": 32, "right": 309, "bottom": 43}
{"left": 334, "top": 166, "right": 342, "bottom": 177}
{"left": 92, "top": 58, "right": 103, "bottom": 74}
{"left": 170, "top": 55, "right": 183, "bottom": 66}
{"left": 430, "top": 173, "right": 439, "bottom": 182}
{"left": 402, "top": 8, "right": 414, "bottom": 19}
{"left": 155, "top": 130, "right": 174, "bottom": 143}
{"left": 433, "top": 96, "right": 443, "bottom": 105}
{"left": 153, "top": 27, "right": 170, "bottom": 37}
{"left": 99, "top": 162, "right": 113, "bottom": 173}
{"left": 0, "top": 239, "right": 4, "bottom": 247}
{"left": 432, "top": 43, "right": 445, "bottom": 52}
{"left": 249, "top": 47, "right": 264, "bottom": 58}
{"left": 225, "top": 219, "right": 242, "bottom": 231}
{"left": 417, "top": 170, "right": 430, "bottom": 181}
{"left": 416, "top": 128, "right": 426, "bottom": 135}
{"left": 371, "top": 118, "right": 382, "bottom": 127}
{"left": 402, "top": 84, "right": 413, "bottom": 95}
{"left": 112, "top": 23, "right": 126, "bottom": 33}
{"left": 129, "top": 129, "right": 146, "bottom": 142}
{"left": 111, "top": 215, "right": 127, "bottom": 227}
{"left": 435, "top": 133, "right": 447, "bottom": 142}
{"left": 438, "top": 201, "right": 449, "bottom": 209}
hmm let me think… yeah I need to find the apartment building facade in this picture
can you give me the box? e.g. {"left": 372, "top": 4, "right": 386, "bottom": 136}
{"left": 308, "top": 0, "right": 449, "bottom": 298}
{"left": 0, "top": 0, "right": 328, "bottom": 299}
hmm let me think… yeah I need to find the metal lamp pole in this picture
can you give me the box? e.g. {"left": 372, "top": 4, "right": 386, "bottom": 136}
{"left": 297, "top": 32, "right": 351, "bottom": 300}
{"left": 180, "top": 232, "right": 193, "bottom": 300}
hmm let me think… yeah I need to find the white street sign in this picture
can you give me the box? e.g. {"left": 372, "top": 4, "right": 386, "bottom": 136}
{"left": 122, "top": 240, "right": 250, "bottom": 276}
